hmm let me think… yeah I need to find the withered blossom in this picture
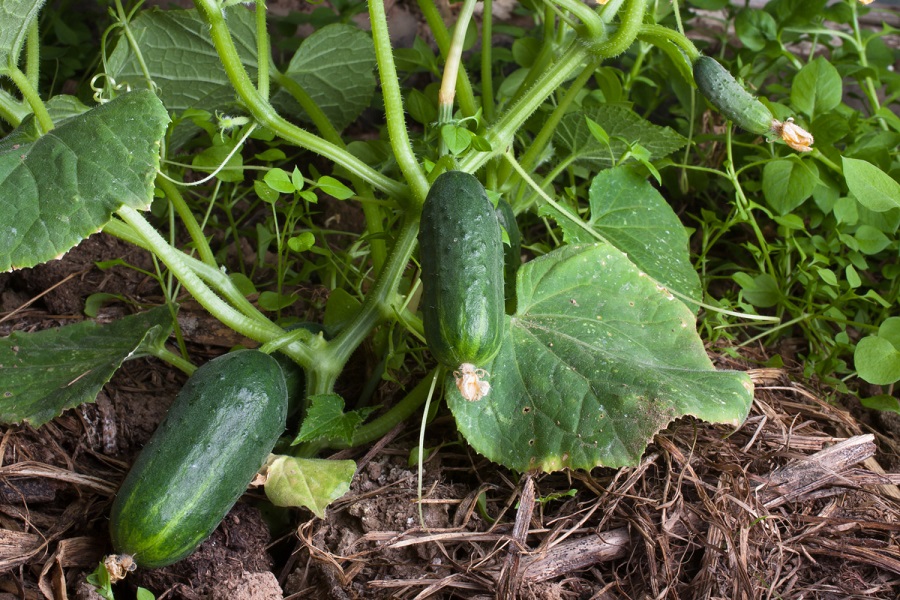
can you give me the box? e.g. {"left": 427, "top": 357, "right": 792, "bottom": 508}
{"left": 774, "top": 118, "right": 814, "bottom": 152}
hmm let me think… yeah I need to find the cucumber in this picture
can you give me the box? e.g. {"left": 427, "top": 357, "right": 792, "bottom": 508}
{"left": 419, "top": 171, "right": 505, "bottom": 400}
{"left": 109, "top": 349, "right": 287, "bottom": 568}
{"left": 693, "top": 55, "right": 775, "bottom": 135}
{"left": 494, "top": 197, "right": 522, "bottom": 314}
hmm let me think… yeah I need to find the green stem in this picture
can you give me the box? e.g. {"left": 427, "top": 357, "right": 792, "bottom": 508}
{"left": 585, "top": 0, "right": 646, "bottom": 59}
{"left": 192, "top": 0, "right": 406, "bottom": 200}
{"left": 0, "top": 88, "right": 27, "bottom": 127}
{"left": 416, "top": 0, "right": 478, "bottom": 119}
{"left": 25, "top": 20, "right": 39, "bottom": 90}
{"left": 6, "top": 67, "right": 52, "bottom": 132}
{"left": 144, "top": 343, "right": 197, "bottom": 376}
{"left": 637, "top": 23, "right": 700, "bottom": 63}
{"left": 508, "top": 5, "right": 558, "bottom": 105}
{"left": 458, "top": 42, "right": 590, "bottom": 175}
{"left": 519, "top": 59, "right": 597, "bottom": 173}
{"left": 113, "top": 0, "right": 154, "bottom": 87}
{"left": 723, "top": 129, "right": 776, "bottom": 277}
{"left": 116, "top": 206, "right": 315, "bottom": 366}
{"left": 439, "top": 0, "right": 478, "bottom": 113}
{"left": 549, "top": 0, "right": 605, "bottom": 40}
{"left": 481, "top": 0, "right": 495, "bottom": 122}
{"left": 368, "top": 0, "right": 430, "bottom": 204}
{"left": 157, "top": 177, "right": 217, "bottom": 268}
{"left": 255, "top": 0, "right": 270, "bottom": 101}
{"left": 849, "top": 0, "right": 885, "bottom": 127}
{"left": 270, "top": 69, "right": 341, "bottom": 143}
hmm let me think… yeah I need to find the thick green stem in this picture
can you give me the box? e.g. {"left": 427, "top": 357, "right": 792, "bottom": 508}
{"left": 6, "top": 67, "right": 52, "bottom": 132}
{"left": 368, "top": 0, "right": 430, "bottom": 204}
{"left": 255, "top": 0, "right": 270, "bottom": 101}
{"left": 192, "top": 0, "right": 406, "bottom": 200}
{"left": 585, "top": 0, "right": 646, "bottom": 59}
{"left": 458, "top": 43, "right": 590, "bottom": 174}
{"left": 549, "top": 0, "right": 605, "bottom": 40}
{"left": 116, "top": 206, "right": 315, "bottom": 366}
{"left": 481, "top": 0, "right": 495, "bottom": 122}
{"left": 25, "top": 20, "right": 39, "bottom": 89}
{"left": 519, "top": 59, "right": 598, "bottom": 173}
{"left": 439, "top": 0, "right": 478, "bottom": 111}
{"left": 157, "top": 177, "right": 217, "bottom": 268}
{"left": 637, "top": 23, "right": 699, "bottom": 63}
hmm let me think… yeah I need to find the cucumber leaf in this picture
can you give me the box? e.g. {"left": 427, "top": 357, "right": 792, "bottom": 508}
{"left": 447, "top": 244, "right": 753, "bottom": 472}
{"left": 292, "top": 394, "right": 378, "bottom": 446}
{"left": 539, "top": 166, "right": 701, "bottom": 305}
{"left": 554, "top": 105, "right": 687, "bottom": 169}
{"left": 104, "top": 7, "right": 257, "bottom": 115}
{"left": 0, "top": 306, "right": 174, "bottom": 427}
{"left": 0, "top": 90, "right": 168, "bottom": 271}
{"left": 272, "top": 23, "right": 377, "bottom": 132}
{"left": 0, "top": 0, "right": 45, "bottom": 75}
{"left": 264, "top": 455, "right": 355, "bottom": 518}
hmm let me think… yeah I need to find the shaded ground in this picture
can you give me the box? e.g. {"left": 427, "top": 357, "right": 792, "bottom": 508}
{"left": 1, "top": 234, "right": 900, "bottom": 599}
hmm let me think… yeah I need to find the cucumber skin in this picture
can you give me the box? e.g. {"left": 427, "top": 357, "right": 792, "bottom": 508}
{"left": 419, "top": 171, "right": 505, "bottom": 369}
{"left": 109, "top": 350, "right": 287, "bottom": 568}
{"left": 693, "top": 56, "right": 774, "bottom": 135}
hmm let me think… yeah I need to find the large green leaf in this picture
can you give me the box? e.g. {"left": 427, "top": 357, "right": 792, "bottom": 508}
{"left": 0, "top": 90, "right": 168, "bottom": 271}
{"left": 0, "top": 0, "right": 44, "bottom": 74}
{"left": 553, "top": 105, "right": 687, "bottom": 168}
{"left": 448, "top": 244, "right": 753, "bottom": 472}
{"left": 539, "top": 166, "right": 701, "bottom": 304}
{"left": 0, "top": 306, "right": 173, "bottom": 427}
{"left": 843, "top": 157, "right": 900, "bottom": 213}
{"left": 272, "top": 23, "right": 376, "bottom": 132}
{"left": 104, "top": 7, "right": 257, "bottom": 115}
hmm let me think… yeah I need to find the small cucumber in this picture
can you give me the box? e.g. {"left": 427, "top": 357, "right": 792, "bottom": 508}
{"left": 109, "top": 350, "right": 287, "bottom": 568}
{"left": 693, "top": 55, "right": 775, "bottom": 135}
{"left": 419, "top": 171, "right": 505, "bottom": 400}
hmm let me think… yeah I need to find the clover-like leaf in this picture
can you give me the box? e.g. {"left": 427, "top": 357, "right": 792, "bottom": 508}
{"left": 447, "top": 244, "right": 753, "bottom": 472}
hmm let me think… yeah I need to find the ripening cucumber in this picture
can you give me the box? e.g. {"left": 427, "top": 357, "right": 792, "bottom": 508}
{"left": 109, "top": 350, "right": 288, "bottom": 568}
{"left": 693, "top": 55, "right": 775, "bottom": 135}
{"left": 419, "top": 171, "right": 505, "bottom": 399}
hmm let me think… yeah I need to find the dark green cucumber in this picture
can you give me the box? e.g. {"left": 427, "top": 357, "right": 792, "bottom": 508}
{"left": 693, "top": 55, "right": 775, "bottom": 135}
{"left": 109, "top": 349, "right": 287, "bottom": 568}
{"left": 419, "top": 171, "right": 505, "bottom": 371}
{"left": 494, "top": 198, "right": 522, "bottom": 314}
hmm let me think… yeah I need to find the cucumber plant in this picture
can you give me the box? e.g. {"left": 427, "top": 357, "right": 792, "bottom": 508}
{"left": 5, "top": 0, "right": 892, "bottom": 572}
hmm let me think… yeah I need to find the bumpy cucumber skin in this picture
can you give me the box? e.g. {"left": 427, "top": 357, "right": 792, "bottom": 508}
{"left": 419, "top": 171, "right": 505, "bottom": 369}
{"left": 494, "top": 198, "right": 522, "bottom": 314}
{"left": 109, "top": 350, "right": 287, "bottom": 568}
{"left": 693, "top": 56, "right": 775, "bottom": 135}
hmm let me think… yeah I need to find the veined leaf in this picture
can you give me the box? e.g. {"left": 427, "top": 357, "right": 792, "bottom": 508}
{"left": 448, "top": 244, "right": 753, "bottom": 472}
{"left": 539, "top": 166, "right": 701, "bottom": 305}
{"left": 554, "top": 105, "right": 687, "bottom": 168}
{"left": 0, "top": 306, "right": 173, "bottom": 427}
{"left": 0, "top": 90, "right": 168, "bottom": 271}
